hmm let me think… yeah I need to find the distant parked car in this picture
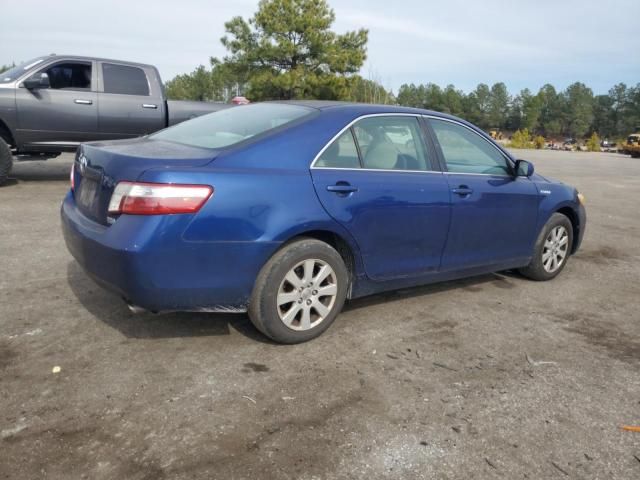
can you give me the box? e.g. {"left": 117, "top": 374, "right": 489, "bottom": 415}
{"left": 563, "top": 138, "right": 577, "bottom": 151}
{"left": 61, "top": 102, "right": 586, "bottom": 343}
{"left": 0, "top": 54, "right": 231, "bottom": 184}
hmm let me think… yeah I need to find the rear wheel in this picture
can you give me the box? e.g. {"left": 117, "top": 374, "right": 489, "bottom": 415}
{"left": 519, "top": 213, "right": 573, "bottom": 281}
{"left": 0, "top": 137, "right": 13, "bottom": 186}
{"left": 249, "top": 238, "right": 348, "bottom": 344}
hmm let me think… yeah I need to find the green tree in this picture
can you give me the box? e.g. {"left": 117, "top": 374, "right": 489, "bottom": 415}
{"left": 520, "top": 88, "right": 542, "bottom": 132}
{"left": 469, "top": 83, "right": 492, "bottom": 128}
{"left": 538, "top": 84, "right": 564, "bottom": 137}
{"left": 488, "top": 82, "right": 510, "bottom": 129}
{"left": 348, "top": 75, "right": 393, "bottom": 104}
{"left": 165, "top": 65, "right": 216, "bottom": 101}
{"left": 563, "top": 82, "right": 594, "bottom": 138}
{"left": 214, "top": 0, "right": 368, "bottom": 100}
{"left": 441, "top": 84, "right": 463, "bottom": 116}
{"left": 592, "top": 94, "right": 615, "bottom": 138}
{"left": 510, "top": 128, "right": 533, "bottom": 149}
{"left": 0, "top": 63, "right": 15, "bottom": 74}
{"left": 586, "top": 132, "right": 600, "bottom": 151}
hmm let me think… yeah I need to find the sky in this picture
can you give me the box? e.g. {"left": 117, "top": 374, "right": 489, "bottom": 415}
{"left": 1, "top": 0, "right": 638, "bottom": 95}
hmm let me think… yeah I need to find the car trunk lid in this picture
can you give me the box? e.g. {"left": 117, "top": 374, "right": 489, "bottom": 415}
{"left": 72, "top": 137, "right": 217, "bottom": 225}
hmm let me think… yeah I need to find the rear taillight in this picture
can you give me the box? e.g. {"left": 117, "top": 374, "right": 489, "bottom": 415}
{"left": 108, "top": 182, "right": 213, "bottom": 215}
{"left": 70, "top": 162, "right": 75, "bottom": 190}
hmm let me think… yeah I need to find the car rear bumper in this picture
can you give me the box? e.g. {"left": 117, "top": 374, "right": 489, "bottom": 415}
{"left": 61, "top": 191, "right": 280, "bottom": 312}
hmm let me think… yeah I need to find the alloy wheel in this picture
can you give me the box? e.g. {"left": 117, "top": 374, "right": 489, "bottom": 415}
{"left": 276, "top": 259, "right": 338, "bottom": 331}
{"left": 542, "top": 225, "right": 569, "bottom": 273}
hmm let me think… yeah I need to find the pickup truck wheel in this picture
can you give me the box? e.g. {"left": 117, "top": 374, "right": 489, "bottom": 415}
{"left": 249, "top": 238, "right": 348, "bottom": 344}
{"left": 518, "top": 213, "right": 573, "bottom": 281}
{"left": 0, "top": 137, "right": 13, "bottom": 186}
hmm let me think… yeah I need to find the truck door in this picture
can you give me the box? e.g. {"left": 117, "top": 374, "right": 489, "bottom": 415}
{"left": 15, "top": 60, "right": 98, "bottom": 148}
{"left": 97, "top": 62, "right": 166, "bottom": 139}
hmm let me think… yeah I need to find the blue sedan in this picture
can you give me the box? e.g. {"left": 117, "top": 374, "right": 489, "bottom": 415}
{"left": 61, "top": 102, "right": 586, "bottom": 343}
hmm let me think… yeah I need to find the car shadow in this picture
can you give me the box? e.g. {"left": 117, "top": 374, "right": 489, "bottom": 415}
{"left": 68, "top": 261, "right": 522, "bottom": 342}
{"left": 343, "top": 271, "right": 521, "bottom": 312}
{"left": 4, "top": 160, "right": 71, "bottom": 183}
{"left": 66, "top": 262, "right": 275, "bottom": 344}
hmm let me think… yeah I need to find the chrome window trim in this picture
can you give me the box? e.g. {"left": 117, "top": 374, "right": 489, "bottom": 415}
{"left": 309, "top": 113, "right": 437, "bottom": 172}
{"left": 422, "top": 114, "right": 515, "bottom": 176}
{"left": 312, "top": 166, "right": 444, "bottom": 175}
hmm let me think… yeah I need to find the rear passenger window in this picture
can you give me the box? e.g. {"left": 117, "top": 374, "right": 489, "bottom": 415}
{"left": 102, "top": 63, "right": 150, "bottom": 96}
{"left": 353, "top": 116, "right": 429, "bottom": 171}
{"left": 315, "top": 130, "right": 361, "bottom": 168}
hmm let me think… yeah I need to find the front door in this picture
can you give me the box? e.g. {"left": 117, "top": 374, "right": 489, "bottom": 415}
{"left": 427, "top": 118, "right": 539, "bottom": 271}
{"left": 311, "top": 115, "right": 451, "bottom": 280}
{"left": 15, "top": 60, "right": 98, "bottom": 148}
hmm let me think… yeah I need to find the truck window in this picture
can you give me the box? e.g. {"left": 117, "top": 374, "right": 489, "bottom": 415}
{"left": 102, "top": 63, "right": 150, "bottom": 96}
{"left": 46, "top": 63, "right": 91, "bottom": 90}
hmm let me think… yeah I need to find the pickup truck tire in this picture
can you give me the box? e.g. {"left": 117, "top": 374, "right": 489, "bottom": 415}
{"left": 0, "top": 137, "right": 13, "bottom": 186}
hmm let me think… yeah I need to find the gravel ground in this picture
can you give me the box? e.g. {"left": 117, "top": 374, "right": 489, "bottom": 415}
{"left": 1, "top": 149, "right": 639, "bottom": 479}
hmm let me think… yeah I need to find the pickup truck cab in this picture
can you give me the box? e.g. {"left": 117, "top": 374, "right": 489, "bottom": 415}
{"left": 0, "top": 54, "right": 230, "bottom": 184}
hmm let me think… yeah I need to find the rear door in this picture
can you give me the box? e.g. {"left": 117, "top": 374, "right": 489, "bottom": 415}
{"left": 97, "top": 62, "right": 165, "bottom": 138}
{"left": 310, "top": 115, "right": 451, "bottom": 280}
{"left": 15, "top": 60, "right": 98, "bottom": 147}
{"left": 426, "top": 117, "right": 539, "bottom": 270}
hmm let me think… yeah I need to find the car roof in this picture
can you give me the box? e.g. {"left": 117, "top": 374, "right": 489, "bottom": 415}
{"left": 268, "top": 99, "right": 461, "bottom": 122}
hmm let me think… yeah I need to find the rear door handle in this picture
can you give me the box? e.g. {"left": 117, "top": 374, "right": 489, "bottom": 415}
{"left": 452, "top": 186, "right": 473, "bottom": 196}
{"left": 327, "top": 184, "right": 358, "bottom": 194}
{"left": 74, "top": 99, "right": 92, "bottom": 105}
{"left": 142, "top": 104, "right": 158, "bottom": 109}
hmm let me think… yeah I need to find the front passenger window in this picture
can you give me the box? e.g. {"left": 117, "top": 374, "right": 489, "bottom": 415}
{"left": 429, "top": 119, "right": 511, "bottom": 175}
{"left": 44, "top": 63, "right": 91, "bottom": 90}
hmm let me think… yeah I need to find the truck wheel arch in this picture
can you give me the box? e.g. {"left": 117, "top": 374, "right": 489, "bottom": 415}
{"left": 0, "top": 119, "right": 15, "bottom": 148}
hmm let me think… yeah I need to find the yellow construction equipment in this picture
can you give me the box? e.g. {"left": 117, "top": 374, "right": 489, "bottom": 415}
{"left": 621, "top": 129, "right": 640, "bottom": 158}
{"left": 488, "top": 129, "right": 503, "bottom": 141}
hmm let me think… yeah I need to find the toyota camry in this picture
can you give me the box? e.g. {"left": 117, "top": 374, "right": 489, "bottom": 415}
{"left": 61, "top": 101, "right": 586, "bottom": 343}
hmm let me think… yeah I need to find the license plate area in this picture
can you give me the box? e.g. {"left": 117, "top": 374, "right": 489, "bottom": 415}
{"left": 76, "top": 176, "right": 100, "bottom": 216}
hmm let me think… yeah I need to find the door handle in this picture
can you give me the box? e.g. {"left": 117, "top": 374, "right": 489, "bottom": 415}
{"left": 327, "top": 184, "right": 358, "bottom": 194}
{"left": 74, "top": 99, "right": 92, "bottom": 105}
{"left": 142, "top": 104, "right": 158, "bottom": 109}
{"left": 452, "top": 185, "right": 473, "bottom": 196}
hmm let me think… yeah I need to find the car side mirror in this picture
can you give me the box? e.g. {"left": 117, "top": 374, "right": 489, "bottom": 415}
{"left": 514, "top": 159, "right": 534, "bottom": 177}
{"left": 23, "top": 73, "right": 50, "bottom": 90}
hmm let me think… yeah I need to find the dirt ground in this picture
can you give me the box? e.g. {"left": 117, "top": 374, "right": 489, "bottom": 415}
{"left": 1, "top": 150, "right": 639, "bottom": 479}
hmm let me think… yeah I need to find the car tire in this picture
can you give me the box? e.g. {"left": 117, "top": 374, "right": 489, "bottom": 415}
{"left": 249, "top": 238, "right": 349, "bottom": 344}
{"left": 0, "top": 137, "right": 13, "bottom": 186}
{"left": 519, "top": 213, "right": 573, "bottom": 281}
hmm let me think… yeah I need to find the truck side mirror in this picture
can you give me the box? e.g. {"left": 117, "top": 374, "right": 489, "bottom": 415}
{"left": 514, "top": 159, "right": 534, "bottom": 177}
{"left": 23, "top": 73, "right": 50, "bottom": 90}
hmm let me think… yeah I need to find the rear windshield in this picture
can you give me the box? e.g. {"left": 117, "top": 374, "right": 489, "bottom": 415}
{"left": 150, "top": 103, "right": 314, "bottom": 149}
{"left": 0, "top": 57, "right": 47, "bottom": 83}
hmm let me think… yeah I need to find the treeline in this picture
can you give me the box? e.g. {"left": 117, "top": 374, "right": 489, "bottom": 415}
{"left": 396, "top": 82, "right": 640, "bottom": 140}
{"left": 165, "top": 64, "right": 394, "bottom": 105}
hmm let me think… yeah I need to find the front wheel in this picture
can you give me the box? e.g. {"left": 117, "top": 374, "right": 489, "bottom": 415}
{"left": 519, "top": 213, "right": 573, "bottom": 281}
{"left": 249, "top": 238, "right": 349, "bottom": 344}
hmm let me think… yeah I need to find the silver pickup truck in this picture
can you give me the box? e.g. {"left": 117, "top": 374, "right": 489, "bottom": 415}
{"left": 0, "top": 54, "right": 230, "bottom": 184}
